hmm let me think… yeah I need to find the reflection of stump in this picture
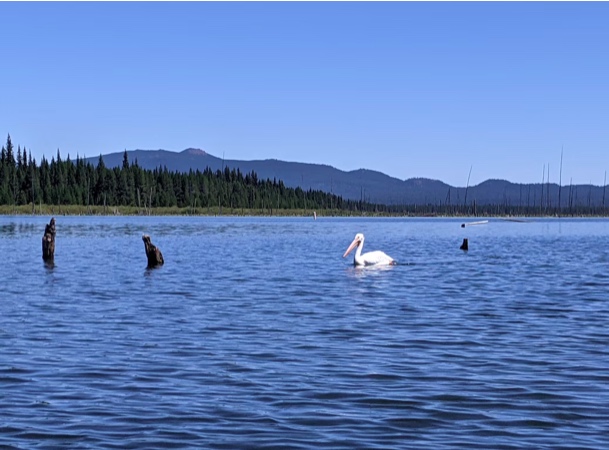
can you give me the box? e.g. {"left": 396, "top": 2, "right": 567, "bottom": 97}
{"left": 143, "top": 235, "right": 164, "bottom": 268}
{"left": 460, "top": 238, "right": 468, "bottom": 251}
{"left": 42, "top": 218, "right": 56, "bottom": 261}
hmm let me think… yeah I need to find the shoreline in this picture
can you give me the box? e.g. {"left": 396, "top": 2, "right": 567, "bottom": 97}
{"left": 0, "top": 205, "right": 607, "bottom": 219}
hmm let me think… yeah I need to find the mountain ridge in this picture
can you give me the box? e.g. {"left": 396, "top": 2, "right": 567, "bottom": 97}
{"left": 86, "top": 149, "right": 608, "bottom": 207}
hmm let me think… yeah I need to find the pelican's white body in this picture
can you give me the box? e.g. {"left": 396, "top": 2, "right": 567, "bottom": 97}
{"left": 343, "top": 233, "right": 395, "bottom": 267}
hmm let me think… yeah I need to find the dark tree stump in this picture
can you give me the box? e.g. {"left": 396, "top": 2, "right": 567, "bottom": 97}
{"left": 42, "top": 218, "right": 56, "bottom": 262}
{"left": 460, "top": 238, "right": 468, "bottom": 251}
{"left": 143, "top": 234, "right": 164, "bottom": 268}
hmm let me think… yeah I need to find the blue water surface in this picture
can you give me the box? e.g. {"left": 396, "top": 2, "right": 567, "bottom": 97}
{"left": 1, "top": 216, "right": 609, "bottom": 449}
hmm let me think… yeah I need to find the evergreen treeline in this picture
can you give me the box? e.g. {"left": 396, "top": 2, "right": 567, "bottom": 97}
{"left": 0, "top": 135, "right": 376, "bottom": 213}
{"left": 1, "top": 135, "right": 606, "bottom": 216}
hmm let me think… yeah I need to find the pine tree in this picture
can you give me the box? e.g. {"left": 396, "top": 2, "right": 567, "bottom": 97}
{"left": 122, "top": 150, "right": 129, "bottom": 170}
{"left": 94, "top": 155, "right": 107, "bottom": 204}
{"left": 5, "top": 135, "right": 14, "bottom": 167}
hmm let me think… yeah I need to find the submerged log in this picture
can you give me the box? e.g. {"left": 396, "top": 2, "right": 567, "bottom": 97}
{"left": 461, "top": 220, "right": 489, "bottom": 228}
{"left": 142, "top": 234, "right": 164, "bottom": 268}
{"left": 460, "top": 238, "right": 469, "bottom": 251}
{"left": 42, "top": 218, "right": 56, "bottom": 261}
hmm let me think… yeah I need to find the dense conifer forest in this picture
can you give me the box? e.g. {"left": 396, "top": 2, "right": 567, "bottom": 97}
{"left": 1, "top": 135, "right": 607, "bottom": 216}
{"left": 0, "top": 135, "right": 377, "bottom": 214}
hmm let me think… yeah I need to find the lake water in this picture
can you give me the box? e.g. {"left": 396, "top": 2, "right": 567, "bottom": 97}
{"left": 1, "top": 216, "right": 609, "bottom": 449}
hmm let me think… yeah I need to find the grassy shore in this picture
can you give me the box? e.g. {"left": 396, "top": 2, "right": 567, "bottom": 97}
{"left": 1, "top": 204, "right": 606, "bottom": 218}
{"left": 0, "top": 204, "right": 377, "bottom": 217}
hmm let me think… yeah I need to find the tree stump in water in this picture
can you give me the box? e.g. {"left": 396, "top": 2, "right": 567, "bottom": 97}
{"left": 142, "top": 235, "right": 164, "bottom": 268}
{"left": 460, "top": 238, "right": 469, "bottom": 251}
{"left": 42, "top": 218, "right": 56, "bottom": 262}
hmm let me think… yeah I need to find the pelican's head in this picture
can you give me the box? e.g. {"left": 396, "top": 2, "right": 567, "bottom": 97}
{"left": 343, "top": 233, "right": 365, "bottom": 258}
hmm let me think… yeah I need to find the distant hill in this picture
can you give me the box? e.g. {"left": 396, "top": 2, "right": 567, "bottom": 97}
{"left": 87, "top": 149, "right": 608, "bottom": 208}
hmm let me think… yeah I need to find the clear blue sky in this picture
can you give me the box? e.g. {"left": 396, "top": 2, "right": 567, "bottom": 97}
{"left": 2, "top": 2, "right": 609, "bottom": 187}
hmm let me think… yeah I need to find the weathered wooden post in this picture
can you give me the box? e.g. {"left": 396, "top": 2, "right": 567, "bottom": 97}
{"left": 142, "top": 234, "right": 164, "bottom": 268}
{"left": 42, "top": 218, "right": 56, "bottom": 262}
{"left": 460, "top": 238, "right": 468, "bottom": 251}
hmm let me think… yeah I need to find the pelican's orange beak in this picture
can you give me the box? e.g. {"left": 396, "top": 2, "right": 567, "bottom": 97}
{"left": 343, "top": 236, "right": 361, "bottom": 258}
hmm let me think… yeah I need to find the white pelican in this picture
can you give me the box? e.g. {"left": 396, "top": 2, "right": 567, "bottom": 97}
{"left": 343, "top": 233, "right": 396, "bottom": 267}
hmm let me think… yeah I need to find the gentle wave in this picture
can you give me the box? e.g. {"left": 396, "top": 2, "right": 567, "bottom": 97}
{"left": 2, "top": 216, "right": 609, "bottom": 449}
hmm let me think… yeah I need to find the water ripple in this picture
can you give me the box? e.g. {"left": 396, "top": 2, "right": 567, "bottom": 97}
{"left": 2, "top": 217, "right": 609, "bottom": 448}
